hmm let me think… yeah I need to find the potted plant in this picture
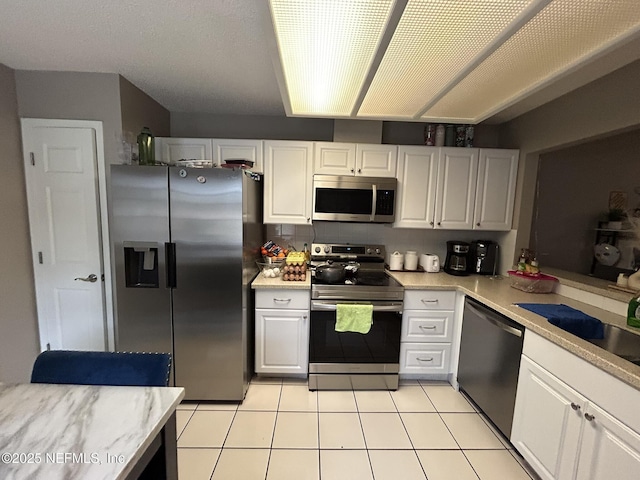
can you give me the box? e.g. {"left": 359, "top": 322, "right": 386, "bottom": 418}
{"left": 607, "top": 208, "right": 626, "bottom": 230}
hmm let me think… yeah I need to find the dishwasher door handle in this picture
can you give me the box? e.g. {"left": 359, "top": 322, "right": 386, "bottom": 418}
{"left": 466, "top": 303, "right": 523, "bottom": 337}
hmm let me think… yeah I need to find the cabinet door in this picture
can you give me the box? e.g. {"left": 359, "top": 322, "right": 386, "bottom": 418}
{"left": 511, "top": 356, "right": 584, "bottom": 480}
{"left": 314, "top": 142, "right": 356, "bottom": 175}
{"left": 394, "top": 146, "right": 438, "bottom": 228}
{"left": 474, "top": 149, "right": 519, "bottom": 231}
{"left": 156, "top": 138, "right": 213, "bottom": 165}
{"left": 255, "top": 308, "right": 309, "bottom": 375}
{"left": 212, "top": 139, "right": 263, "bottom": 173}
{"left": 263, "top": 141, "right": 313, "bottom": 224}
{"left": 356, "top": 144, "right": 397, "bottom": 177}
{"left": 434, "top": 148, "right": 478, "bottom": 229}
{"left": 574, "top": 402, "right": 640, "bottom": 480}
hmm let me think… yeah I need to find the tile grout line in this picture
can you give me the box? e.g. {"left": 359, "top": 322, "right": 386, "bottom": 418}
{"left": 263, "top": 381, "right": 283, "bottom": 480}
{"left": 391, "top": 390, "right": 431, "bottom": 479}
{"left": 353, "top": 390, "right": 377, "bottom": 480}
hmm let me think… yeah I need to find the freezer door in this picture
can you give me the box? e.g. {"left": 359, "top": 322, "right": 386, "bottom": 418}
{"left": 110, "top": 166, "right": 173, "bottom": 362}
{"left": 170, "top": 167, "right": 246, "bottom": 400}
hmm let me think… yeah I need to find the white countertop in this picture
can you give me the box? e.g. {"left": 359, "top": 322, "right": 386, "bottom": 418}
{"left": 387, "top": 271, "right": 640, "bottom": 389}
{"left": 252, "top": 274, "right": 311, "bottom": 289}
{"left": 0, "top": 383, "right": 184, "bottom": 480}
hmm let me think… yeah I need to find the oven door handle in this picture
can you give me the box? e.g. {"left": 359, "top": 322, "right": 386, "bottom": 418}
{"left": 311, "top": 301, "right": 403, "bottom": 313}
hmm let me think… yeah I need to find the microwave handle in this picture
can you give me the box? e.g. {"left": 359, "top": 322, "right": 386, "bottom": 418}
{"left": 370, "top": 184, "right": 377, "bottom": 221}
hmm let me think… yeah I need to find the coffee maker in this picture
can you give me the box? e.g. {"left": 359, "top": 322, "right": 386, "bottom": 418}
{"left": 470, "top": 240, "right": 499, "bottom": 275}
{"left": 444, "top": 241, "right": 470, "bottom": 276}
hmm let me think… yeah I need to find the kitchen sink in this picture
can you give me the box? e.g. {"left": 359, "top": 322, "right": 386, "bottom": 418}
{"left": 585, "top": 324, "right": 640, "bottom": 366}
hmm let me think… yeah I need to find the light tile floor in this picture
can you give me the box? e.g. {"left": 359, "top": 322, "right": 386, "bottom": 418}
{"left": 176, "top": 378, "right": 539, "bottom": 480}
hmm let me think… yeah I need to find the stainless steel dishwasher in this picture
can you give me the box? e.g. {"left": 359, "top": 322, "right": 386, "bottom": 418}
{"left": 458, "top": 297, "right": 525, "bottom": 440}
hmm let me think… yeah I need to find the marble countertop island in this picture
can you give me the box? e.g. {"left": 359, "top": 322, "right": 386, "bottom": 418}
{"left": 0, "top": 383, "right": 184, "bottom": 480}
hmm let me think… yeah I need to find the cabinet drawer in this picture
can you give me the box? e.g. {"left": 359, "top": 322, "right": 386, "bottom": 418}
{"left": 399, "top": 343, "right": 451, "bottom": 374}
{"left": 255, "top": 289, "right": 310, "bottom": 310}
{"left": 401, "top": 310, "right": 453, "bottom": 342}
{"left": 404, "top": 290, "right": 456, "bottom": 310}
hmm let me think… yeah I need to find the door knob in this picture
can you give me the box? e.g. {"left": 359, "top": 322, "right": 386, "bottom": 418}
{"left": 75, "top": 274, "right": 98, "bottom": 283}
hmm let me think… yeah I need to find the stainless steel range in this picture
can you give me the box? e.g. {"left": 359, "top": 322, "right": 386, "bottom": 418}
{"left": 309, "top": 243, "right": 404, "bottom": 391}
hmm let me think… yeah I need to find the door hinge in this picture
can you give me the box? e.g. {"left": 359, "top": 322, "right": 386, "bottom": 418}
{"left": 30, "top": 152, "right": 35, "bottom": 166}
{"left": 38, "top": 252, "right": 43, "bottom": 264}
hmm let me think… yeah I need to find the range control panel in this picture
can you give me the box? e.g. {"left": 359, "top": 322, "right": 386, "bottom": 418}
{"left": 310, "top": 243, "right": 385, "bottom": 261}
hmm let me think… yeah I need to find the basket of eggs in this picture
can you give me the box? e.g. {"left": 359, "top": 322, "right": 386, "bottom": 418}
{"left": 282, "top": 252, "right": 307, "bottom": 282}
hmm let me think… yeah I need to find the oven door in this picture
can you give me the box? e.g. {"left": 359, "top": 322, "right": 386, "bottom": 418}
{"left": 309, "top": 300, "right": 402, "bottom": 390}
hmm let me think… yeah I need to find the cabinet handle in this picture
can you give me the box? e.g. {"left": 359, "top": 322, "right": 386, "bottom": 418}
{"left": 307, "top": 217, "right": 310, "bottom": 223}
{"left": 570, "top": 402, "right": 581, "bottom": 411}
{"left": 584, "top": 413, "right": 595, "bottom": 422}
{"left": 273, "top": 298, "right": 292, "bottom": 303}
{"left": 430, "top": 221, "right": 434, "bottom": 226}
{"left": 437, "top": 222, "right": 441, "bottom": 226}
{"left": 350, "top": 168, "right": 354, "bottom": 173}
{"left": 421, "top": 299, "right": 438, "bottom": 304}
{"left": 419, "top": 325, "right": 437, "bottom": 330}
{"left": 357, "top": 168, "right": 361, "bottom": 173}
{"left": 303, "top": 315, "right": 307, "bottom": 323}
{"left": 417, "top": 357, "right": 434, "bottom": 362}
{"left": 476, "top": 222, "right": 480, "bottom": 227}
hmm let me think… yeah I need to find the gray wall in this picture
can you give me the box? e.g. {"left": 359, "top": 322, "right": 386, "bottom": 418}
{"left": 120, "top": 76, "right": 170, "bottom": 139}
{"left": 500, "top": 59, "right": 640, "bottom": 267}
{"left": 15, "top": 70, "right": 123, "bottom": 165}
{"left": 531, "top": 129, "right": 640, "bottom": 274}
{"left": 0, "top": 64, "right": 40, "bottom": 382}
{"left": 171, "top": 112, "right": 334, "bottom": 140}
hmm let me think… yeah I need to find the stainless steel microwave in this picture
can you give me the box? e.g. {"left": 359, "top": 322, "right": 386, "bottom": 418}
{"left": 312, "top": 175, "right": 396, "bottom": 223}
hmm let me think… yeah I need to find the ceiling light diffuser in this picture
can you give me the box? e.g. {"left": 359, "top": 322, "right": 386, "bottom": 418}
{"left": 421, "top": 0, "right": 640, "bottom": 122}
{"left": 270, "top": 0, "right": 394, "bottom": 117}
{"left": 358, "top": 0, "right": 538, "bottom": 118}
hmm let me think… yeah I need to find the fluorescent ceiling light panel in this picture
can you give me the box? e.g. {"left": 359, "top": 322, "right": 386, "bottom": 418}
{"left": 270, "top": 0, "right": 394, "bottom": 116}
{"left": 422, "top": 0, "right": 640, "bottom": 122}
{"left": 357, "top": 0, "right": 536, "bottom": 118}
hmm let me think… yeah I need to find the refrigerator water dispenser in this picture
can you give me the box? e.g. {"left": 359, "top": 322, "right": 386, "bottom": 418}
{"left": 123, "top": 242, "right": 159, "bottom": 288}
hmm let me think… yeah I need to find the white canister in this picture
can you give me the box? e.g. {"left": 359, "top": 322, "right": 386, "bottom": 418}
{"left": 389, "top": 251, "right": 404, "bottom": 271}
{"left": 404, "top": 251, "right": 418, "bottom": 271}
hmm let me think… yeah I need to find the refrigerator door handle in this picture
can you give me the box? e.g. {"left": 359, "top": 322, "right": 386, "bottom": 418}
{"left": 166, "top": 242, "right": 177, "bottom": 288}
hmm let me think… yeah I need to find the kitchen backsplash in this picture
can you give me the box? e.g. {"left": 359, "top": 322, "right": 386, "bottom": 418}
{"left": 266, "top": 223, "right": 517, "bottom": 272}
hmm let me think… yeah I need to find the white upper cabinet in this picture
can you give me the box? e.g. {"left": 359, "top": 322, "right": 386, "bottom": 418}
{"left": 155, "top": 137, "right": 213, "bottom": 165}
{"left": 313, "top": 142, "right": 356, "bottom": 175}
{"left": 394, "top": 146, "right": 438, "bottom": 228}
{"left": 263, "top": 140, "right": 313, "bottom": 225}
{"left": 314, "top": 143, "right": 397, "bottom": 177}
{"left": 473, "top": 149, "right": 519, "bottom": 231}
{"left": 356, "top": 144, "right": 397, "bottom": 177}
{"left": 434, "top": 148, "right": 478, "bottom": 230}
{"left": 212, "top": 139, "right": 263, "bottom": 173}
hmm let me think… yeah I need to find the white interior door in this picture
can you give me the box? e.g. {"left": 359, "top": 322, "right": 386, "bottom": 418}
{"left": 22, "top": 121, "right": 106, "bottom": 351}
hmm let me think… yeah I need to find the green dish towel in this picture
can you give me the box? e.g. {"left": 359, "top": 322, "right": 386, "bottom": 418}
{"left": 335, "top": 304, "right": 373, "bottom": 334}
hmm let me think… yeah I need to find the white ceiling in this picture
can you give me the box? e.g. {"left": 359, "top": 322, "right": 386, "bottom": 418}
{"left": 0, "top": 0, "right": 639, "bottom": 124}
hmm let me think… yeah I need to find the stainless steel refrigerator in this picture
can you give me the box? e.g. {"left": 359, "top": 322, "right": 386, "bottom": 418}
{"left": 110, "top": 165, "right": 263, "bottom": 401}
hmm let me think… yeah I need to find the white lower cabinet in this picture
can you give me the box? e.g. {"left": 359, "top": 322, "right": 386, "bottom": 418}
{"left": 255, "top": 290, "right": 310, "bottom": 375}
{"left": 512, "top": 332, "right": 640, "bottom": 480}
{"left": 399, "top": 290, "right": 456, "bottom": 378}
{"left": 512, "top": 356, "right": 585, "bottom": 480}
